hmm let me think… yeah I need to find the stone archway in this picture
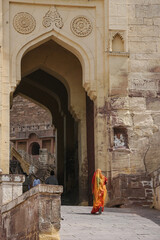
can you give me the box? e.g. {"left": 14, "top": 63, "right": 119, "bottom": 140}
{"left": 12, "top": 39, "right": 90, "bottom": 203}
{"left": 1, "top": 0, "right": 107, "bottom": 205}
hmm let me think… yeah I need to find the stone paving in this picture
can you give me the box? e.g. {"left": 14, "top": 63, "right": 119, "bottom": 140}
{"left": 60, "top": 206, "right": 160, "bottom": 240}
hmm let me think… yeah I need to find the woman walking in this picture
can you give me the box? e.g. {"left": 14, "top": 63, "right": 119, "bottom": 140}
{"left": 91, "top": 169, "right": 107, "bottom": 214}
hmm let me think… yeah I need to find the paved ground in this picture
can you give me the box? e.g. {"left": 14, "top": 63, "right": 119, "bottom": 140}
{"left": 60, "top": 206, "right": 160, "bottom": 240}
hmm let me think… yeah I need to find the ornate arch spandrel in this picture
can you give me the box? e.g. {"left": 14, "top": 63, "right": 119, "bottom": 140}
{"left": 10, "top": 30, "right": 96, "bottom": 101}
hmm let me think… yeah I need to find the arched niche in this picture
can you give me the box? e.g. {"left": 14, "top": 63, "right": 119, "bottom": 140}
{"left": 112, "top": 33, "right": 124, "bottom": 52}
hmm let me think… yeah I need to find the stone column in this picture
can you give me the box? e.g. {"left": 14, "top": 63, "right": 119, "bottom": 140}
{"left": 0, "top": 0, "right": 10, "bottom": 174}
{"left": 78, "top": 116, "right": 88, "bottom": 204}
{"left": 0, "top": 174, "right": 25, "bottom": 206}
{"left": 94, "top": 93, "right": 108, "bottom": 175}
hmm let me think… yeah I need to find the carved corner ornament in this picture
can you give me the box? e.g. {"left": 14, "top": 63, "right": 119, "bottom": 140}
{"left": 71, "top": 16, "right": 92, "bottom": 37}
{"left": 42, "top": 7, "right": 64, "bottom": 29}
{"left": 13, "top": 12, "right": 36, "bottom": 34}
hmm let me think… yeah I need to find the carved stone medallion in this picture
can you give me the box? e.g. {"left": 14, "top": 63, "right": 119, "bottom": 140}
{"left": 13, "top": 12, "right": 36, "bottom": 34}
{"left": 71, "top": 16, "right": 92, "bottom": 37}
{"left": 42, "top": 8, "right": 63, "bottom": 29}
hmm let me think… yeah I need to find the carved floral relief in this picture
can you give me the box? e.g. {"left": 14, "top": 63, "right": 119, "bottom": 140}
{"left": 13, "top": 12, "right": 36, "bottom": 34}
{"left": 70, "top": 16, "right": 92, "bottom": 37}
{"left": 42, "top": 7, "right": 63, "bottom": 29}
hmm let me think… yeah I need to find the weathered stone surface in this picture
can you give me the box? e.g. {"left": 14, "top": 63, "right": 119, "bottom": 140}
{"left": 0, "top": 174, "right": 24, "bottom": 206}
{"left": 110, "top": 97, "right": 129, "bottom": 110}
{"left": 112, "top": 151, "right": 131, "bottom": 175}
{"left": 1, "top": 184, "right": 63, "bottom": 240}
{"left": 129, "top": 97, "right": 146, "bottom": 111}
{"left": 145, "top": 132, "right": 160, "bottom": 173}
{"left": 108, "top": 174, "right": 153, "bottom": 207}
{"left": 133, "top": 113, "right": 153, "bottom": 127}
{"left": 110, "top": 110, "right": 132, "bottom": 127}
{"left": 152, "top": 113, "right": 160, "bottom": 126}
{"left": 146, "top": 98, "right": 160, "bottom": 111}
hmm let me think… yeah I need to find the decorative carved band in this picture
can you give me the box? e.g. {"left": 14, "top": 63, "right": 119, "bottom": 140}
{"left": 71, "top": 16, "right": 92, "bottom": 37}
{"left": 13, "top": 12, "right": 36, "bottom": 34}
{"left": 42, "top": 8, "right": 63, "bottom": 29}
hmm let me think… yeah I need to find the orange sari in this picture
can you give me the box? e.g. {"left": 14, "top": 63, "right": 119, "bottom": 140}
{"left": 91, "top": 169, "right": 107, "bottom": 214}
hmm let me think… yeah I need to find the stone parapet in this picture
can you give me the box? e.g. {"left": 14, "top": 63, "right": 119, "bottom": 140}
{"left": 0, "top": 174, "right": 25, "bottom": 207}
{"left": 1, "top": 184, "right": 63, "bottom": 240}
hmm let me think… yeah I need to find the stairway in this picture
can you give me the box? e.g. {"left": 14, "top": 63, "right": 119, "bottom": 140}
{"left": 10, "top": 147, "right": 54, "bottom": 184}
{"left": 10, "top": 147, "right": 30, "bottom": 175}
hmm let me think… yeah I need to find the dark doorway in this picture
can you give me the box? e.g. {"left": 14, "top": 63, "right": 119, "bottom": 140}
{"left": 31, "top": 142, "right": 40, "bottom": 155}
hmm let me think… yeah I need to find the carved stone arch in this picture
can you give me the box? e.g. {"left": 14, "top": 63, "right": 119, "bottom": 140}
{"left": 11, "top": 30, "right": 96, "bottom": 101}
{"left": 112, "top": 32, "right": 124, "bottom": 42}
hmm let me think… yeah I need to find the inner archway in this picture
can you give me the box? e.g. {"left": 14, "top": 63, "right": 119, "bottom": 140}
{"left": 10, "top": 39, "right": 94, "bottom": 204}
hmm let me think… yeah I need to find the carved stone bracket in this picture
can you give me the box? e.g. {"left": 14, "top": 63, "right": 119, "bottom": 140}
{"left": 42, "top": 7, "right": 63, "bottom": 29}
{"left": 70, "top": 16, "right": 92, "bottom": 37}
{"left": 83, "top": 82, "right": 97, "bottom": 101}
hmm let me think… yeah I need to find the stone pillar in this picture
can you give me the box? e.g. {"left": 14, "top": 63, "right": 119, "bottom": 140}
{"left": 0, "top": 0, "right": 10, "bottom": 174}
{"left": 0, "top": 174, "right": 25, "bottom": 206}
{"left": 94, "top": 95, "right": 108, "bottom": 174}
{"left": 78, "top": 116, "right": 88, "bottom": 204}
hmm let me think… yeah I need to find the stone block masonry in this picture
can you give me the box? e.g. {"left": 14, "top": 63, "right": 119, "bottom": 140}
{"left": 0, "top": 184, "right": 63, "bottom": 240}
{"left": 107, "top": 174, "right": 153, "bottom": 208}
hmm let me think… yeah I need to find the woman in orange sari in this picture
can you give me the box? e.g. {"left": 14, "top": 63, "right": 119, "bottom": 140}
{"left": 91, "top": 169, "right": 107, "bottom": 214}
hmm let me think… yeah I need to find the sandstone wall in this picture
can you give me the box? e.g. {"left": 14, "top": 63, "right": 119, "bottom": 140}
{"left": 108, "top": 0, "right": 160, "bottom": 179}
{"left": 11, "top": 95, "right": 52, "bottom": 126}
{"left": 107, "top": 0, "right": 160, "bottom": 208}
{"left": 10, "top": 95, "right": 54, "bottom": 139}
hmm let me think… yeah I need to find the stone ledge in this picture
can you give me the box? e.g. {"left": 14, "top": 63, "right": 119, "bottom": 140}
{"left": 0, "top": 174, "right": 25, "bottom": 183}
{"left": 109, "top": 147, "right": 131, "bottom": 153}
{"left": 1, "top": 184, "right": 63, "bottom": 214}
{"left": 107, "top": 51, "right": 130, "bottom": 57}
